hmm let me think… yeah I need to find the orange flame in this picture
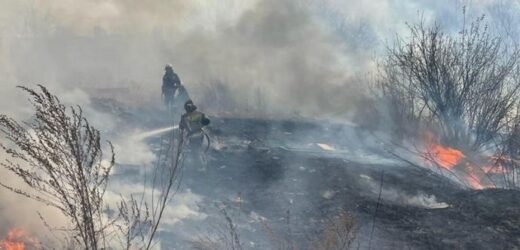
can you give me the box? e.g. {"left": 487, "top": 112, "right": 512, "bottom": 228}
{"left": 425, "top": 143, "right": 465, "bottom": 170}
{"left": 1, "top": 229, "right": 26, "bottom": 250}
{"left": 421, "top": 132, "right": 500, "bottom": 189}
{"left": 1, "top": 228, "right": 40, "bottom": 250}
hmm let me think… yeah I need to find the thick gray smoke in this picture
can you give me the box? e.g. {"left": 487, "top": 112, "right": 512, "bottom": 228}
{"left": 0, "top": 0, "right": 397, "bottom": 116}
{"left": 0, "top": 0, "right": 513, "bottom": 115}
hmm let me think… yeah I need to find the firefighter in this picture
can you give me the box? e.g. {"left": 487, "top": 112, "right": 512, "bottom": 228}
{"left": 180, "top": 100, "right": 210, "bottom": 139}
{"left": 161, "top": 64, "right": 181, "bottom": 112}
{"left": 179, "top": 100, "right": 210, "bottom": 166}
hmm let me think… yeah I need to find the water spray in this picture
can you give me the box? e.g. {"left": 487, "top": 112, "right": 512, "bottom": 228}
{"left": 134, "top": 126, "right": 178, "bottom": 141}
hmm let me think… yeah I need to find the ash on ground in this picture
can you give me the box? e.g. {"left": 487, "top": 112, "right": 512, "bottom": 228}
{"left": 99, "top": 100, "right": 520, "bottom": 250}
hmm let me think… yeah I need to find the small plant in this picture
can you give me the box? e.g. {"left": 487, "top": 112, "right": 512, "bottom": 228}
{"left": 0, "top": 85, "right": 182, "bottom": 249}
{"left": 310, "top": 211, "right": 358, "bottom": 250}
{"left": 0, "top": 85, "right": 114, "bottom": 249}
{"left": 191, "top": 207, "right": 358, "bottom": 250}
{"left": 190, "top": 208, "right": 243, "bottom": 250}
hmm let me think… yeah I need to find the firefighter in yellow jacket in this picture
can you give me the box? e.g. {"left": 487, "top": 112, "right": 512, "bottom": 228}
{"left": 179, "top": 100, "right": 210, "bottom": 165}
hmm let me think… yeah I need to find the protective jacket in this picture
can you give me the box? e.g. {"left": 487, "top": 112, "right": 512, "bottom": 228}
{"left": 180, "top": 111, "right": 210, "bottom": 136}
{"left": 162, "top": 70, "right": 181, "bottom": 95}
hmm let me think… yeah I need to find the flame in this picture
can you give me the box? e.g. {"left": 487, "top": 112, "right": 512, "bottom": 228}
{"left": 464, "top": 163, "right": 489, "bottom": 190}
{"left": 1, "top": 228, "right": 40, "bottom": 250}
{"left": 421, "top": 132, "right": 501, "bottom": 189}
{"left": 425, "top": 143, "right": 465, "bottom": 170}
{"left": 422, "top": 131, "right": 466, "bottom": 171}
{"left": 482, "top": 164, "right": 509, "bottom": 174}
{"left": 1, "top": 229, "right": 26, "bottom": 250}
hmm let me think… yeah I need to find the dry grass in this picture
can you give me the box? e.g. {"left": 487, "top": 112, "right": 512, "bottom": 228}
{"left": 191, "top": 208, "right": 358, "bottom": 250}
{"left": 0, "top": 85, "right": 182, "bottom": 249}
{"left": 0, "top": 85, "right": 114, "bottom": 249}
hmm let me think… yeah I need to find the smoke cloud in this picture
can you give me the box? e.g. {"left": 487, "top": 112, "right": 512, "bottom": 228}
{"left": 0, "top": 0, "right": 383, "bottom": 116}
{"left": 1, "top": 0, "right": 515, "bottom": 116}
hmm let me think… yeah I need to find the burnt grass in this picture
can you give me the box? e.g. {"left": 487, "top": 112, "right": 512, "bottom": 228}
{"left": 103, "top": 102, "right": 520, "bottom": 250}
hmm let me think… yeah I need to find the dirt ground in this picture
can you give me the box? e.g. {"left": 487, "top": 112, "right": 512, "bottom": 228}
{"left": 96, "top": 99, "right": 520, "bottom": 250}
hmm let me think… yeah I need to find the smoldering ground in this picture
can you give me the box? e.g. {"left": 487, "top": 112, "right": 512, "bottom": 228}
{"left": 1, "top": 0, "right": 520, "bottom": 249}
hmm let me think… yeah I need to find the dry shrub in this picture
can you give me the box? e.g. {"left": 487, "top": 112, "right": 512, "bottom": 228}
{"left": 0, "top": 85, "right": 114, "bottom": 249}
{"left": 189, "top": 208, "right": 243, "bottom": 250}
{"left": 375, "top": 11, "right": 520, "bottom": 188}
{"left": 310, "top": 211, "right": 358, "bottom": 250}
{"left": 262, "top": 210, "right": 358, "bottom": 250}
{"left": 377, "top": 12, "right": 520, "bottom": 150}
{"left": 0, "top": 85, "right": 181, "bottom": 249}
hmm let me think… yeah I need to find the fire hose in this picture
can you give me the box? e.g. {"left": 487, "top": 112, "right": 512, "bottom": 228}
{"left": 181, "top": 128, "right": 211, "bottom": 154}
{"left": 202, "top": 129, "right": 211, "bottom": 153}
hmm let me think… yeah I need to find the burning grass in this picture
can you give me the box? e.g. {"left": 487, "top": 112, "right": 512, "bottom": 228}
{"left": 421, "top": 131, "right": 515, "bottom": 189}
{"left": 0, "top": 228, "right": 40, "bottom": 250}
{"left": 374, "top": 12, "right": 520, "bottom": 190}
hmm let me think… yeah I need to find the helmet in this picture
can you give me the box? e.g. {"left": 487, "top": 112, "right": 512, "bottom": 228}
{"left": 165, "top": 64, "right": 173, "bottom": 71}
{"left": 184, "top": 100, "right": 197, "bottom": 112}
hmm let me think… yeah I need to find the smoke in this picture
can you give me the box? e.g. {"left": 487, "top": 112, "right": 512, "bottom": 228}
{"left": 1, "top": 0, "right": 515, "bottom": 116}
{"left": 360, "top": 174, "right": 450, "bottom": 209}
{"left": 1, "top": 0, "right": 519, "bottom": 247}
{"left": 0, "top": 0, "right": 381, "bottom": 116}
{"left": 0, "top": 154, "right": 69, "bottom": 243}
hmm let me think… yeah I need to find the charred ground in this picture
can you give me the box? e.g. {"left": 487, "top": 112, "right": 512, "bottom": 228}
{"left": 97, "top": 98, "right": 520, "bottom": 250}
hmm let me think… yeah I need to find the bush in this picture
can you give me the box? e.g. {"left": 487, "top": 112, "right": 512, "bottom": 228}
{"left": 377, "top": 13, "right": 520, "bottom": 151}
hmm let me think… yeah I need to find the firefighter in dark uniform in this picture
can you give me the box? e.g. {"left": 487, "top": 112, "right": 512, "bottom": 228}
{"left": 162, "top": 64, "right": 181, "bottom": 112}
{"left": 179, "top": 100, "right": 210, "bottom": 166}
